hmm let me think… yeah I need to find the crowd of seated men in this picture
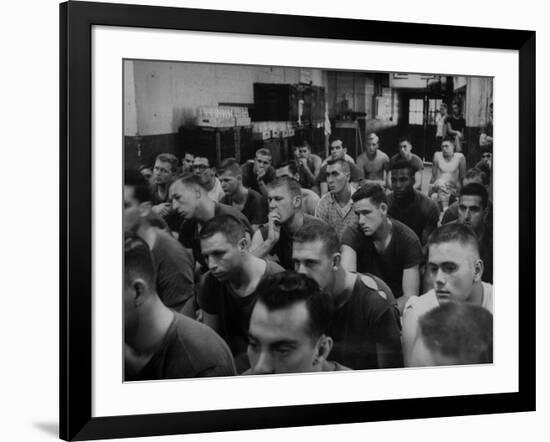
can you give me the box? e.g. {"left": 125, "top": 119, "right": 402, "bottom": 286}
{"left": 124, "top": 130, "right": 494, "bottom": 380}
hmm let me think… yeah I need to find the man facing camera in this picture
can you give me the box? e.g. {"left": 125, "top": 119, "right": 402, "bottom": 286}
{"left": 250, "top": 177, "right": 324, "bottom": 270}
{"left": 245, "top": 271, "right": 349, "bottom": 375}
{"left": 124, "top": 236, "right": 236, "bottom": 381}
{"left": 402, "top": 224, "right": 493, "bottom": 366}
{"left": 198, "top": 215, "right": 284, "bottom": 372}
{"left": 341, "top": 183, "right": 423, "bottom": 312}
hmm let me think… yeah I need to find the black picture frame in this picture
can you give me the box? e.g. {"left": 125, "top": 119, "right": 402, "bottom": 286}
{"left": 60, "top": 1, "right": 536, "bottom": 440}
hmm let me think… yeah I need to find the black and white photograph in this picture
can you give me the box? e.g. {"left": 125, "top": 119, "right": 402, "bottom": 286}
{"left": 123, "top": 59, "right": 494, "bottom": 380}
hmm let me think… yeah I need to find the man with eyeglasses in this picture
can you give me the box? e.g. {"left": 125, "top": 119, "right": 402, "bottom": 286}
{"left": 241, "top": 148, "right": 276, "bottom": 198}
{"left": 192, "top": 156, "right": 225, "bottom": 203}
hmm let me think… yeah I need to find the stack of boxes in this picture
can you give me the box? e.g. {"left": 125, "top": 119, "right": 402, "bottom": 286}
{"left": 196, "top": 106, "right": 251, "bottom": 128}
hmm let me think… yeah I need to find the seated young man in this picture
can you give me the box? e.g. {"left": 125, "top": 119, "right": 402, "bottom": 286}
{"left": 316, "top": 138, "right": 363, "bottom": 195}
{"left": 355, "top": 132, "right": 389, "bottom": 187}
{"left": 241, "top": 148, "right": 277, "bottom": 198}
{"left": 387, "top": 158, "right": 439, "bottom": 244}
{"left": 219, "top": 157, "right": 268, "bottom": 230}
{"left": 250, "top": 176, "right": 324, "bottom": 270}
{"left": 124, "top": 236, "right": 236, "bottom": 381}
{"left": 294, "top": 140, "right": 323, "bottom": 187}
{"left": 409, "top": 302, "right": 493, "bottom": 367}
{"left": 245, "top": 271, "right": 350, "bottom": 375}
{"left": 293, "top": 219, "right": 403, "bottom": 370}
{"left": 169, "top": 174, "right": 252, "bottom": 272}
{"left": 402, "top": 223, "right": 493, "bottom": 366}
{"left": 387, "top": 136, "right": 424, "bottom": 191}
{"left": 125, "top": 170, "right": 195, "bottom": 316}
{"left": 315, "top": 159, "right": 358, "bottom": 240}
{"left": 192, "top": 156, "right": 225, "bottom": 203}
{"left": 275, "top": 160, "right": 320, "bottom": 216}
{"left": 198, "top": 215, "right": 284, "bottom": 373}
{"left": 340, "top": 183, "right": 423, "bottom": 313}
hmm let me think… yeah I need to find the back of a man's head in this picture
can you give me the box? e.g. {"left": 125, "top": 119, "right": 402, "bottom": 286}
{"left": 293, "top": 218, "right": 340, "bottom": 258}
{"left": 418, "top": 302, "right": 493, "bottom": 365}
{"left": 276, "top": 160, "right": 299, "bottom": 177}
{"left": 464, "top": 167, "right": 489, "bottom": 187}
{"left": 125, "top": 169, "right": 152, "bottom": 203}
{"left": 124, "top": 235, "right": 156, "bottom": 290}
{"left": 255, "top": 271, "right": 334, "bottom": 340}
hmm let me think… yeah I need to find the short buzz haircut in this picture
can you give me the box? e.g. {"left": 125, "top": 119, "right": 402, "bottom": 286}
{"left": 367, "top": 132, "right": 379, "bottom": 142}
{"left": 330, "top": 137, "right": 344, "bottom": 147}
{"left": 442, "top": 135, "right": 456, "bottom": 145}
{"left": 255, "top": 148, "right": 272, "bottom": 158}
{"left": 254, "top": 271, "right": 334, "bottom": 340}
{"left": 218, "top": 157, "right": 242, "bottom": 176}
{"left": 125, "top": 169, "right": 152, "bottom": 203}
{"left": 481, "top": 145, "right": 493, "bottom": 154}
{"left": 277, "top": 160, "right": 299, "bottom": 176}
{"left": 460, "top": 182, "right": 489, "bottom": 209}
{"left": 155, "top": 153, "right": 179, "bottom": 173}
{"left": 427, "top": 223, "right": 480, "bottom": 255}
{"left": 418, "top": 302, "right": 493, "bottom": 364}
{"left": 124, "top": 235, "right": 156, "bottom": 289}
{"left": 325, "top": 158, "right": 351, "bottom": 175}
{"left": 464, "top": 168, "right": 489, "bottom": 187}
{"left": 296, "top": 140, "right": 311, "bottom": 150}
{"left": 398, "top": 135, "right": 413, "bottom": 145}
{"left": 389, "top": 158, "right": 415, "bottom": 175}
{"left": 267, "top": 176, "right": 302, "bottom": 199}
{"left": 199, "top": 214, "right": 247, "bottom": 246}
{"left": 171, "top": 173, "right": 206, "bottom": 191}
{"left": 351, "top": 183, "right": 387, "bottom": 206}
{"left": 293, "top": 219, "right": 340, "bottom": 257}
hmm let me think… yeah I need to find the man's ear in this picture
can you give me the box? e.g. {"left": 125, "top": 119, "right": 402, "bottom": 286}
{"left": 138, "top": 201, "right": 152, "bottom": 217}
{"left": 379, "top": 202, "right": 388, "bottom": 215}
{"left": 293, "top": 194, "right": 303, "bottom": 209}
{"left": 313, "top": 335, "right": 333, "bottom": 366}
{"left": 131, "top": 278, "right": 148, "bottom": 307}
{"left": 473, "top": 258, "right": 484, "bottom": 283}
{"left": 331, "top": 253, "right": 341, "bottom": 270}
{"left": 238, "top": 236, "right": 249, "bottom": 252}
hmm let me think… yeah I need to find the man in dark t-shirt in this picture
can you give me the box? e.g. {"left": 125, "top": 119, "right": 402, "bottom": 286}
{"left": 250, "top": 177, "right": 327, "bottom": 270}
{"left": 218, "top": 157, "right": 268, "bottom": 229}
{"left": 387, "top": 159, "right": 439, "bottom": 244}
{"left": 341, "top": 183, "right": 423, "bottom": 313}
{"left": 293, "top": 219, "right": 403, "bottom": 369}
{"left": 198, "top": 215, "right": 284, "bottom": 372}
{"left": 170, "top": 174, "right": 252, "bottom": 272}
{"left": 124, "top": 236, "right": 235, "bottom": 381}
{"left": 125, "top": 170, "right": 195, "bottom": 316}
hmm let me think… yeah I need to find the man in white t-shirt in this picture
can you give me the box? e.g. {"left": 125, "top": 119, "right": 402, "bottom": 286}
{"left": 402, "top": 223, "right": 493, "bottom": 366}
